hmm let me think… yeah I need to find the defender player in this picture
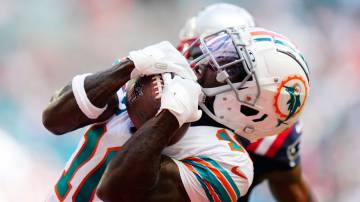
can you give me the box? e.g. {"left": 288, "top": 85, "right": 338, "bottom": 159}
{"left": 177, "top": 3, "right": 315, "bottom": 201}
{"left": 43, "top": 26, "right": 309, "bottom": 201}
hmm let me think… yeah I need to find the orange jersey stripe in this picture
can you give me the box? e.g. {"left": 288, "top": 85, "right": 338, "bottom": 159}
{"left": 184, "top": 163, "right": 220, "bottom": 202}
{"left": 186, "top": 157, "right": 237, "bottom": 201}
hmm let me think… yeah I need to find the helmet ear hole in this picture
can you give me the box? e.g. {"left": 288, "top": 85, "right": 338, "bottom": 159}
{"left": 240, "top": 105, "right": 259, "bottom": 116}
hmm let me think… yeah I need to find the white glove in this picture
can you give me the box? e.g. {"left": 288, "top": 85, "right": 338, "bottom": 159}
{"left": 159, "top": 73, "right": 203, "bottom": 126}
{"left": 128, "top": 41, "right": 197, "bottom": 80}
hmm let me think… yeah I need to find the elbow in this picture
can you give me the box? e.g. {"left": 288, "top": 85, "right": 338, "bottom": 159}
{"left": 42, "top": 107, "right": 67, "bottom": 135}
{"left": 97, "top": 180, "right": 120, "bottom": 202}
{"left": 96, "top": 185, "right": 110, "bottom": 202}
{"left": 97, "top": 172, "right": 131, "bottom": 202}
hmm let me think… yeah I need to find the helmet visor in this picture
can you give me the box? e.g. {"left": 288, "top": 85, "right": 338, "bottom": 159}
{"left": 185, "top": 28, "right": 256, "bottom": 96}
{"left": 185, "top": 28, "right": 262, "bottom": 135}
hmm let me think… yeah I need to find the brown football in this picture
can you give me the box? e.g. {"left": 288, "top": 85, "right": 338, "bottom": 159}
{"left": 125, "top": 74, "right": 190, "bottom": 145}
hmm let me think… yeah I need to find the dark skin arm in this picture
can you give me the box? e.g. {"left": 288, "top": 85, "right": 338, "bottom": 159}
{"left": 267, "top": 165, "right": 317, "bottom": 202}
{"left": 42, "top": 59, "right": 135, "bottom": 135}
{"left": 97, "top": 110, "right": 190, "bottom": 202}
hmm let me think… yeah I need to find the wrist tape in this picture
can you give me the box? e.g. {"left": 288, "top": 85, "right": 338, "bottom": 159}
{"left": 72, "top": 73, "right": 108, "bottom": 119}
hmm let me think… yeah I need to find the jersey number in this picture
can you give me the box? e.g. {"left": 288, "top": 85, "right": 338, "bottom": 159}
{"left": 216, "top": 129, "right": 244, "bottom": 152}
{"left": 55, "top": 125, "right": 120, "bottom": 202}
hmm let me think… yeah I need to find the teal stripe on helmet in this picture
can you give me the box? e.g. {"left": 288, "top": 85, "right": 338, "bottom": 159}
{"left": 254, "top": 37, "right": 272, "bottom": 42}
{"left": 253, "top": 37, "right": 308, "bottom": 70}
{"left": 274, "top": 40, "right": 308, "bottom": 66}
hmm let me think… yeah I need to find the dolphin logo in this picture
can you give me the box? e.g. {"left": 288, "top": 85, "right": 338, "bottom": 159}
{"left": 284, "top": 85, "right": 301, "bottom": 121}
{"left": 276, "top": 85, "right": 301, "bottom": 127}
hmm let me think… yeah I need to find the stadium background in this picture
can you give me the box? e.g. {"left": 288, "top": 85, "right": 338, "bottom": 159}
{"left": 1, "top": 0, "right": 360, "bottom": 201}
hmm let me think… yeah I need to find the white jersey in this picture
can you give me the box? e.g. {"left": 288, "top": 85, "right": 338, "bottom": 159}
{"left": 47, "top": 87, "right": 253, "bottom": 202}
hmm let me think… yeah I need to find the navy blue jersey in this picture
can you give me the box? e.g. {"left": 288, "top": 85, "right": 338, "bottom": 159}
{"left": 241, "top": 121, "right": 302, "bottom": 172}
{"left": 193, "top": 110, "right": 302, "bottom": 173}
{"left": 237, "top": 121, "right": 302, "bottom": 202}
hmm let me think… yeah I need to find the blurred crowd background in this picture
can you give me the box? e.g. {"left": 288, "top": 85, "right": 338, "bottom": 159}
{"left": 1, "top": 0, "right": 360, "bottom": 201}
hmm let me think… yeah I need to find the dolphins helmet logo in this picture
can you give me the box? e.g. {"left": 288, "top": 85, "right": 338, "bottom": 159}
{"left": 273, "top": 75, "right": 308, "bottom": 126}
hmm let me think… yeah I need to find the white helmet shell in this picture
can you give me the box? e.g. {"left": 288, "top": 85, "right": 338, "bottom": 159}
{"left": 186, "top": 27, "right": 310, "bottom": 142}
{"left": 179, "top": 3, "right": 255, "bottom": 41}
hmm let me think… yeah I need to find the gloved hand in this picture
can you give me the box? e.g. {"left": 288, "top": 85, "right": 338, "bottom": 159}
{"left": 128, "top": 41, "right": 197, "bottom": 80}
{"left": 159, "top": 73, "right": 203, "bottom": 127}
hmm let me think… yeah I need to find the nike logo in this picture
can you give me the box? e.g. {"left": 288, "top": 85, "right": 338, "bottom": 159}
{"left": 231, "top": 166, "right": 248, "bottom": 180}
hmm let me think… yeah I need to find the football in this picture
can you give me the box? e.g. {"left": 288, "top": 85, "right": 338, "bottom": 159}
{"left": 125, "top": 74, "right": 190, "bottom": 145}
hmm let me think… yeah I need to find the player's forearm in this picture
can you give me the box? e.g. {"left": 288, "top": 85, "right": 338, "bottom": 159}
{"left": 42, "top": 59, "right": 135, "bottom": 135}
{"left": 286, "top": 179, "right": 317, "bottom": 202}
{"left": 270, "top": 180, "right": 315, "bottom": 202}
{"left": 80, "top": 59, "right": 134, "bottom": 106}
{"left": 97, "top": 110, "right": 179, "bottom": 202}
{"left": 268, "top": 166, "right": 317, "bottom": 202}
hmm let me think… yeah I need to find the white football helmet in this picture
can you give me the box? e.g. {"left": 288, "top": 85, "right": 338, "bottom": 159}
{"left": 184, "top": 27, "right": 310, "bottom": 142}
{"left": 177, "top": 3, "right": 255, "bottom": 52}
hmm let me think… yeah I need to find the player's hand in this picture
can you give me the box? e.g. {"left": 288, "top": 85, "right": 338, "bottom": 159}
{"left": 128, "top": 41, "right": 197, "bottom": 81}
{"left": 159, "top": 73, "right": 202, "bottom": 126}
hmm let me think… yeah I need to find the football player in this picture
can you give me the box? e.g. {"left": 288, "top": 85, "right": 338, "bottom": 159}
{"left": 43, "top": 40, "right": 251, "bottom": 202}
{"left": 43, "top": 26, "right": 309, "bottom": 201}
{"left": 177, "top": 3, "right": 316, "bottom": 202}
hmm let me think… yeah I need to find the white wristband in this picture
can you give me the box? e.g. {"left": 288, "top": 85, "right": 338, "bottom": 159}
{"left": 72, "top": 73, "right": 108, "bottom": 119}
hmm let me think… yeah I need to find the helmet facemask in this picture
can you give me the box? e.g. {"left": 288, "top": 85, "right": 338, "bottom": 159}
{"left": 184, "top": 27, "right": 261, "bottom": 128}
